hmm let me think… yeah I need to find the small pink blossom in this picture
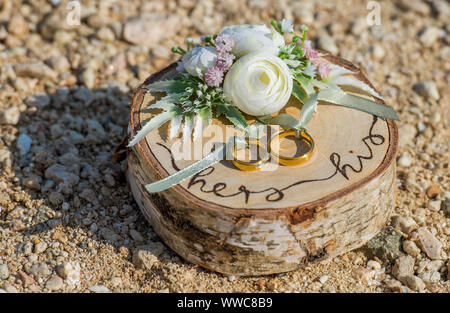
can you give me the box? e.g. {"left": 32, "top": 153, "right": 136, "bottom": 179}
{"left": 318, "top": 61, "right": 331, "bottom": 80}
{"left": 300, "top": 40, "right": 318, "bottom": 63}
{"left": 215, "top": 52, "right": 235, "bottom": 72}
{"left": 204, "top": 66, "right": 224, "bottom": 87}
{"left": 215, "top": 34, "right": 235, "bottom": 53}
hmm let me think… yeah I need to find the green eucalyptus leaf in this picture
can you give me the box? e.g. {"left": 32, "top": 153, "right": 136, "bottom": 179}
{"left": 216, "top": 103, "right": 248, "bottom": 130}
{"left": 295, "top": 75, "right": 315, "bottom": 95}
{"left": 292, "top": 82, "right": 308, "bottom": 104}
{"left": 146, "top": 76, "right": 188, "bottom": 94}
{"left": 147, "top": 94, "right": 183, "bottom": 110}
{"left": 170, "top": 105, "right": 184, "bottom": 116}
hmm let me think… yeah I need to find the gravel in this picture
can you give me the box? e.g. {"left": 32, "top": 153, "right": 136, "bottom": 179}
{"left": 0, "top": 0, "right": 448, "bottom": 294}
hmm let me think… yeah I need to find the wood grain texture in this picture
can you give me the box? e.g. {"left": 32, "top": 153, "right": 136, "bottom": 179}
{"left": 126, "top": 53, "right": 398, "bottom": 276}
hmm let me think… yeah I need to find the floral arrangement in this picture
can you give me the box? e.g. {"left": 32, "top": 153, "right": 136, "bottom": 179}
{"left": 128, "top": 20, "right": 398, "bottom": 147}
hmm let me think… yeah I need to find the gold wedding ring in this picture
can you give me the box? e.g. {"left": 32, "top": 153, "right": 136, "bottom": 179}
{"left": 268, "top": 129, "right": 314, "bottom": 166}
{"left": 231, "top": 138, "right": 270, "bottom": 171}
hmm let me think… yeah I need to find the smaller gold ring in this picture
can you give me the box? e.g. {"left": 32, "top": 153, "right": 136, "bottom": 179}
{"left": 231, "top": 138, "right": 270, "bottom": 171}
{"left": 269, "top": 129, "right": 314, "bottom": 166}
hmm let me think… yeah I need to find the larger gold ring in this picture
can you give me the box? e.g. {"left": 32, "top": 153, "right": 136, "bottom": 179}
{"left": 231, "top": 138, "right": 270, "bottom": 171}
{"left": 269, "top": 129, "right": 314, "bottom": 166}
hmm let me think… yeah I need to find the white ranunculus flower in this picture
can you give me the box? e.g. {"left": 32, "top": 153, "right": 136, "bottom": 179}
{"left": 219, "top": 24, "right": 282, "bottom": 57}
{"left": 181, "top": 47, "right": 218, "bottom": 78}
{"left": 223, "top": 51, "right": 293, "bottom": 116}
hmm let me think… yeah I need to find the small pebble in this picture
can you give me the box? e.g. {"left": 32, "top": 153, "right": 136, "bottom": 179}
{"left": 16, "top": 133, "right": 32, "bottom": 155}
{"left": 46, "top": 276, "right": 64, "bottom": 291}
{"left": 428, "top": 200, "right": 441, "bottom": 212}
{"left": 0, "top": 264, "right": 9, "bottom": 280}
{"left": 0, "top": 107, "right": 20, "bottom": 125}
{"left": 418, "top": 27, "right": 442, "bottom": 47}
{"left": 413, "top": 81, "right": 440, "bottom": 100}
{"left": 417, "top": 227, "right": 443, "bottom": 260}
{"left": 426, "top": 185, "right": 441, "bottom": 198}
{"left": 129, "top": 229, "right": 144, "bottom": 242}
{"left": 405, "top": 275, "right": 425, "bottom": 291}
{"left": 132, "top": 242, "right": 165, "bottom": 270}
{"left": 402, "top": 240, "right": 421, "bottom": 257}
{"left": 319, "top": 275, "right": 329, "bottom": 284}
{"left": 398, "top": 153, "right": 413, "bottom": 167}
{"left": 34, "top": 241, "right": 48, "bottom": 254}
{"left": 88, "top": 285, "right": 110, "bottom": 293}
{"left": 392, "top": 255, "right": 415, "bottom": 284}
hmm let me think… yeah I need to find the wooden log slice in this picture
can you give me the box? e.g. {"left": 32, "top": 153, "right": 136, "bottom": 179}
{"left": 127, "top": 54, "right": 398, "bottom": 276}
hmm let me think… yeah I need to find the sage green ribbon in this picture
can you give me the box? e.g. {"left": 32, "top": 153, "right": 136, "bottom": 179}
{"left": 258, "top": 88, "right": 399, "bottom": 131}
{"left": 145, "top": 137, "right": 246, "bottom": 193}
{"left": 144, "top": 88, "right": 399, "bottom": 193}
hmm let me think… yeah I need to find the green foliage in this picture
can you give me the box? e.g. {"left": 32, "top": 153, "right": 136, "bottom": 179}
{"left": 216, "top": 103, "right": 248, "bottom": 130}
{"left": 291, "top": 82, "right": 308, "bottom": 104}
{"left": 294, "top": 75, "right": 315, "bottom": 95}
{"left": 146, "top": 76, "right": 189, "bottom": 94}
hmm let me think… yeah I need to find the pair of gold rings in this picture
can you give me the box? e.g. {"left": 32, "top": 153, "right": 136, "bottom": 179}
{"left": 231, "top": 129, "right": 315, "bottom": 171}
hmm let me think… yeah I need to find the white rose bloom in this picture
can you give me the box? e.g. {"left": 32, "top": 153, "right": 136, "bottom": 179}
{"left": 223, "top": 51, "right": 293, "bottom": 116}
{"left": 219, "top": 24, "right": 282, "bottom": 57}
{"left": 181, "top": 47, "right": 218, "bottom": 78}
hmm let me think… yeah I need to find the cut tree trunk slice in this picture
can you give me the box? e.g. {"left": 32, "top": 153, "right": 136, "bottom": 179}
{"left": 127, "top": 53, "right": 398, "bottom": 276}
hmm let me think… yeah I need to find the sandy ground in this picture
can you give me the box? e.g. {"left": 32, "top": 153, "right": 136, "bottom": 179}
{"left": 0, "top": 0, "right": 449, "bottom": 293}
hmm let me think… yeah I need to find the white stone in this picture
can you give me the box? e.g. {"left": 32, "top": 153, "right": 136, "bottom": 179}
{"left": 88, "top": 285, "right": 110, "bottom": 293}
{"left": 392, "top": 255, "right": 415, "bottom": 284}
{"left": 405, "top": 275, "right": 425, "bottom": 291}
{"left": 367, "top": 260, "right": 381, "bottom": 270}
{"left": 0, "top": 264, "right": 9, "bottom": 280}
{"left": 428, "top": 200, "right": 441, "bottom": 212}
{"left": 402, "top": 240, "right": 421, "bottom": 257}
{"left": 319, "top": 275, "right": 329, "bottom": 284}
{"left": 56, "top": 262, "right": 81, "bottom": 285}
{"left": 0, "top": 107, "right": 20, "bottom": 125}
{"left": 46, "top": 276, "right": 64, "bottom": 291}
{"left": 413, "top": 81, "right": 440, "bottom": 100}
{"left": 418, "top": 27, "right": 443, "bottom": 47}
{"left": 417, "top": 227, "right": 443, "bottom": 260}
{"left": 398, "top": 153, "right": 413, "bottom": 167}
